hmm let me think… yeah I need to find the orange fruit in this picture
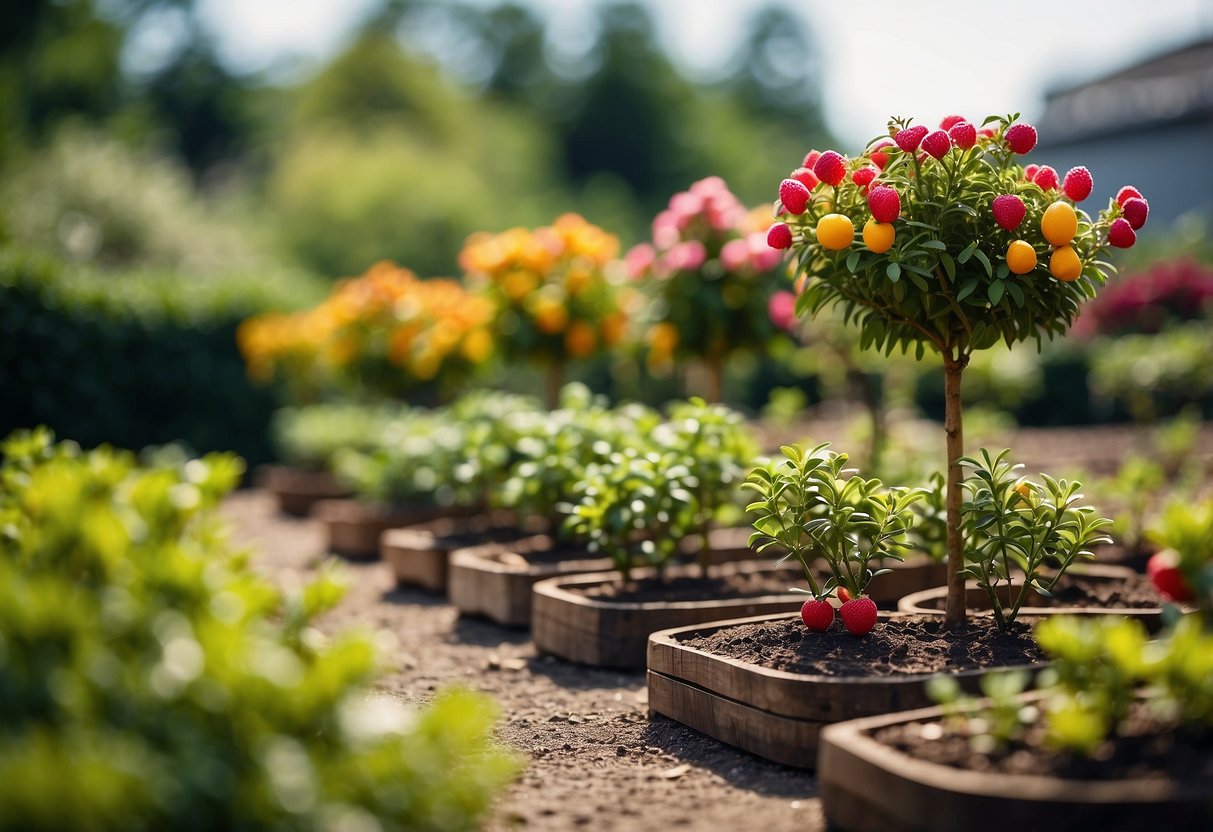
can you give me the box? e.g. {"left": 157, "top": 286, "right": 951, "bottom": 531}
{"left": 564, "top": 320, "right": 597, "bottom": 358}
{"left": 1049, "top": 245, "right": 1082, "bottom": 281}
{"left": 1041, "top": 201, "right": 1077, "bottom": 246}
{"left": 862, "top": 219, "right": 895, "bottom": 253}
{"left": 646, "top": 321, "right": 679, "bottom": 357}
{"left": 532, "top": 299, "right": 568, "bottom": 333}
{"left": 1005, "top": 240, "right": 1037, "bottom": 275}
{"left": 815, "top": 213, "right": 855, "bottom": 250}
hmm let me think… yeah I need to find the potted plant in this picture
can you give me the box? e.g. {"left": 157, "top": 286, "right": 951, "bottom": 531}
{"left": 459, "top": 214, "right": 629, "bottom": 408}
{"left": 816, "top": 501, "right": 1213, "bottom": 830}
{"left": 766, "top": 114, "right": 1148, "bottom": 625}
{"left": 627, "top": 176, "right": 790, "bottom": 402}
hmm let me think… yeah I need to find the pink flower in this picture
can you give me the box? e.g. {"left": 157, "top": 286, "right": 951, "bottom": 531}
{"left": 668, "top": 191, "right": 703, "bottom": 220}
{"left": 690, "top": 176, "right": 727, "bottom": 198}
{"left": 625, "top": 243, "right": 656, "bottom": 279}
{"left": 720, "top": 238, "right": 749, "bottom": 271}
{"left": 666, "top": 240, "right": 707, "bottom": 271}
{"left": 769, "top": 291, "right": 797, "bottom": 331}
{"left": 652, "top": 210, "right": 682, "bottom": 249}
{"left": 747, "top": 232, "right": 782, "bottom": 271}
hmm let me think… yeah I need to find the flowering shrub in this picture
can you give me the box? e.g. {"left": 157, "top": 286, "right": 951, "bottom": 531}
{"left": 627, "top": 178, "right": 790, "bottom": 399}
{"left": 1073, "top": 258, "right": 1213, "bottom": 338}
{"left": 238, "top": 262, "right": 495, "bottom": 402}
{"left": 459, "top": 214, "right": 627, "bottom": 403}
{"left": 768, "top": 114, "right": 1145, "bottom": 624}
{"left": 0, "top": 428, "right": 517, "bottom": 830}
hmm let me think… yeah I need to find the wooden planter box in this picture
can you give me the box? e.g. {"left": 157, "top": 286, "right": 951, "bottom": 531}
{"left": 381, "top": 513, "right": 529, "bottom": 592}
{"left": 646, "top": 612, "right": 1043, "bottom": 769}
{"left": 449, "top": 527, "right": 762, "bottom": 628}
{"left": 312, "top": 499, "right": 453, "bottom": 560}
{"left": 531, "top": 563, "right": 805, "bottom": 670}
{"left": 818, "top": 701, "right": 1212, "bottom": 831}
{"left": 256, "top": 464, "right": 348, "bottom": 516}
{"left": 864, "top": 555, "right": 947, "bottom": 607}
{"left": 897, "top": 564, "right": 1166, "bottom": 633}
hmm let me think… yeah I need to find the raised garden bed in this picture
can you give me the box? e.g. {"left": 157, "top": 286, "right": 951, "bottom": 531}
{"left": 897, "top": 565, "right": 1168, "bottom": 632}
{"left": 646, "top": 611, "right": 1045, "bottom": 769}
{"left": 381, "top": 512, "right": 535, "bottom": 592}
{"left": 818, "top": 699, "right": 1213, "bottom": 831}
{"left": 256, "top": 464, "right": 348, "bottom": 516}
{"left": 312, "top": 498, "right": 457, "bottom": 560}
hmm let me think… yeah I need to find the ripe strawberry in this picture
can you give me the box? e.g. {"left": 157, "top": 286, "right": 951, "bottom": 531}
{"left": 948, "top": 121, "right": 977, "bottom": 150}
{"left": 991, "top": 194, "right": 1026, "bottom": 231}
{"left": 868, "top": 186, "right": 901, "bottom": 223}
{"left": 779, "top": 178, "right": 811, "bottom": 214}
{"left": 1033, "top": 166, "right": 1059, "bottom": 191}
{"left": 1062, "top": 166, "right": 1094, "bottom": 202}
{"left": 767, "top": 222, "right": 793, "bottom": 250}
{"left": 1004, "top": 122, "right": 1037, "bottom": 154}
{"left": 836, "top": 586, "right": 852, "bottom": 603}
{"left": 939, "top": 114, "right": 965, "bottom": 130}
{"left": 1147, "top": 551, "right": 1194, "bottom": 603}
{"left": 803, "top": 149, "right": 822, "bottom": 169}
{"left": 1107, "top": 217, "right": 1136, "bottom": 248}
{"left": 813, "top": 150, "right": 848, "bottom": 187}
{"left": 790, "top": 166, "right": 820, "bottom": 190}
{"left": 1115, "top": 185, "right": 1143, "bottom": 206}
{"left": 851, "top": 166, "right": 878, "bottom": 193}
{"left": 1023, "top": 164, "right": 1039, "bottom": 182}
{"left": 840, "top": 597, "right": 878, "bottom": 636}
{"left": 1122, "top": 197, "right": 1149, "bottom": 230}
{"left": 801, "top": 598, "right": 834, "bottom": 632}
{"left": 921, "top": 130, "right": 951, "bottom": 160}
{"left": 868, "top": 139, "right": 894, "bottom": 170}
{"left": 894, "top": 125, "right": 929, "bottom": 152}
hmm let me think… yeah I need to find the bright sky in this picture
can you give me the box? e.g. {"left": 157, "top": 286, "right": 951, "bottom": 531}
{"left": 194, "top": 0, "right": 1213, "bottom": 148}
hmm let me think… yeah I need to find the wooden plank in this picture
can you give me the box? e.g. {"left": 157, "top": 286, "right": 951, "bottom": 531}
{"left": 312, "top": 499, "right": 448, "bottom": 560}
{"left": 647, "top": 670, "right": 822, "bottom": 769}
{"left": 256, "top": 465, "right": 348, "bottom": 516}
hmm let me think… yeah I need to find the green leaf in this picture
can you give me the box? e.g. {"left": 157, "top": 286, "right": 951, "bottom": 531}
{"left": 846, "top": 251, "right": 862, "bottom": 273}
{"left": 921, "top": 240, "right": 947, "bottom": 251}
{"left": 956, "top": 279, "right": 978, "bottom": 302}
{"left": 973, "top": 248, "right": 993, "bottom": 278}
{"left": 987, "top": 280, "right": 1004, "bottom": 305}
{"left": 886, "top": 262, "right": 902, "bottom": 282}
{"left": 958, "top": 242, "right": 978, "bottom": 264}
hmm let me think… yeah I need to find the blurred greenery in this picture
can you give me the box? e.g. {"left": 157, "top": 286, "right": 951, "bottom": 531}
{"left": 0, "top": 428, "right": 518, "bottom": 830}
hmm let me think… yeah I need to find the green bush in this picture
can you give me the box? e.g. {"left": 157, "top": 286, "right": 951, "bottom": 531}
{"left": 0, "top": 429, "right": 518, "bottom": 830}
{"left": 0, "top": 248, "right": 325, "bottom": 466}
{"left": 272, "top": 402, "right": 414, "bottom": 470}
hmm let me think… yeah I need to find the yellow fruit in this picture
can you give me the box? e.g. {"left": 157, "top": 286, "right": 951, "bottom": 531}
{"left": 599, "top": 312, "right": 628, "bottom": 347}
{"left": 1049, "top": 245, "right": 1082, "bottom": 282}
{"left": 1041, "top": 201, "right": 1078, "bottom": 246}
{"left": 565, "top": 320, "right": 597, "bottom": 358}
{"left": 647, "top": 321, "right": 679, "bottom": 357}
{"left": 503, "top": 270, "right": 538, "bottom": 301}
{"left": 461, "top": 328, "right": 493, "bottom": 363}
{"left": 532, "top": 300, "right": 568, "bottom": 334}
{"left": 1005, "top": 240, "right": 1037, "bottom": 275}
{"left": 815, "top": 213, "right": 855, "bottom": 250}
{"left": 862, "top": 219, "right": 895, "bottom": 254}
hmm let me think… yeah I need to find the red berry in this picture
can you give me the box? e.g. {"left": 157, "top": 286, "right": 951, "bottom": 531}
{"left": 1147, "top": 551, "right": 1194, "bottom": 603}
{"left": 839, "top": 597, "right": 878, "bottom": 636}
{"left": 868, "top": 139, "right": 894, "bottom": 170}
{"left": 1023, "top": 164, "right": 1039, "bottom": 181}
{"left": 1115, "top": 185, "right": 1143, "bottom": 206}
{"left": 851, "top": 166, "right": 878, "bottom": 193}
{"left": 978, "top": 127, "right": 997, "bottom": 138}
{"left": 921, "top": 130, "right": 951, "bottom": 160}
{"left": 948, "top": 121, "right": 977, "bottom": 150}
{"left": 1004, "top": 122, "right": 1038, "bottom": 154}
{"left": 779, "top": 178, "right": 811, "bottom": 214}
{"left": 867, "top": 186, "right": 901, "bottom": 224}
{"left": 803, "top": 149, "right": 822, "bottom": 169}
{"left": 1033, "top": 165, "right": 1059, "bottom": 191}
{"left": 991, "top": 194, "right": 1026, "bottom": 231}
{"left": 1122, "top": 197, "right": 1149, "bottom": 230}
{"left": 1107, "top": 217, "right": 1136, "bottom": 248}
{"left": 801, "top": 598, "right": 834, "bottom": 632}
{"left": 813, "top": 150, "right": 847, "bottom": 187}
{"left": 1062, "top": 166, "right": 1093, "bottom": 202}
{"left": 767, "top": 222, "right": 793, "bottom": 250}
{"left": 939, "top": 114, "right": 965, "bottom": 130}
{"left": 837, "top": 586, "right": 852, "bottom": 603}
{"left": 790, "top": 166, "right": 819, "bottom": 190}
{"left": 894, "top": 125, "right": 929, "bottom": 152}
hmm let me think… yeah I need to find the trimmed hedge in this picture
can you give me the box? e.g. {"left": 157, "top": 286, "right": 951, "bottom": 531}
{"left": 0, "top": 248, "right": 324, "bottom": 465}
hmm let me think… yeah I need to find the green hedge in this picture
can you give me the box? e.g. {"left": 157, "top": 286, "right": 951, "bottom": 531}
{"left": 0, "top": 248, "right": 324, "bottom": 464}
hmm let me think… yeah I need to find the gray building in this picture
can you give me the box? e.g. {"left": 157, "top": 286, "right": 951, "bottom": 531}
{"left": 1035, "top": 36, "right": 1213, "bottom": 228}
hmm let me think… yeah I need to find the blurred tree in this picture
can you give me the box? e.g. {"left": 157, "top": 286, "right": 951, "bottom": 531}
{"left": 727, "top": 4, "right": 825, "bottom": 136}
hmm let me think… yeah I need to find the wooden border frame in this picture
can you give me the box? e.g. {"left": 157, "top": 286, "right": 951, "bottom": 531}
{"left": 255, "top": 464, "right": 348, "bottom": 516}
{"left": 311, "top": 499, "right": 451, "bottom": 560}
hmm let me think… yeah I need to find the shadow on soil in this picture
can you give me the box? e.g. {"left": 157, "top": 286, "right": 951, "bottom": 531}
{"left": 525, "top": 655, "right": 646, "bottom": 692}
{"left": 449, "top": 615, "right": 533, "bottom": 647}
{"left": 381, "top": 585, "right": 450, "bottom": 608}
{"left": 643, "top": 714, "right": 818, "bottom": 799}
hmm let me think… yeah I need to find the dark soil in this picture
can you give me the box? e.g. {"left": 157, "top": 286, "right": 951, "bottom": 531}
{"left": 873, "top": 702, "right": 1213, "bottom": 782}
{"left": 680, "top": 616, "right": 1045, "bottom": 677}
{"left": 579, "top": 567, "right": 805, "bottom": 604}
{"left": 1048, "top": 572, "right": 1162, "bottom": 608}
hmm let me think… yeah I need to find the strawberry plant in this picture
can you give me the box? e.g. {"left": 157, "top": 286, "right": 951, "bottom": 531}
{"left": 768, "top": 114, "right": 1146, "bottom": 624}
{"left": 744, "top": 443, "right": 923, "bottom": 635}
{"left": 960, "top": 449, "right": 1112, "bottom": 629}
{"left": 1146, "top": 498, "right": 1213, "bottom": 617}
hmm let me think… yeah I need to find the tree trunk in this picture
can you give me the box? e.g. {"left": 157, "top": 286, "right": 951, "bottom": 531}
{"left": 705, "top": 354, "right": 724, "bottom": 404}
{"left": 545, "top": 361, "right": 563, "bottom": 410}
{"left": 943, "top": 354, "right": 967, "bottom": 626}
